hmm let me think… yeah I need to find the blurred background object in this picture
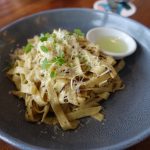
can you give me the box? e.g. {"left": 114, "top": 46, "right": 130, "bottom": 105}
{"left": 0, "top": 0, "right": 150, "bottom": 28}
{"left": 93, "top": 0, "right": 137, "bottom": 17}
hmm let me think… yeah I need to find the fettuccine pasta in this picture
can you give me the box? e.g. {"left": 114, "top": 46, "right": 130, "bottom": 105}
{"left": 7, "top": 29, "right": 125, "bottom": 130}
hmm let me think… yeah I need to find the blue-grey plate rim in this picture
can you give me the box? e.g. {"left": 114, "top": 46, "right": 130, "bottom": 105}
{"left": 0, "top": 8, "right": 150, "bottom": 150}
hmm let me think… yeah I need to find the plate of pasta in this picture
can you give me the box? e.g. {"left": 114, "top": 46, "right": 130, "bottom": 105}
{"left": 0, "top": 8, "right": 150, "bottom": 150}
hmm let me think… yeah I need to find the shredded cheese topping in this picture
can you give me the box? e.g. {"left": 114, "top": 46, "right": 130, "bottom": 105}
{"left": 7, "top": 29, "right": 125, "bottom": 130}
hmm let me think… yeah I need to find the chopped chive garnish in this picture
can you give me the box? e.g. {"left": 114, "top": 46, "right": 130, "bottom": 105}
{"left": 45, "top": 33, "right": 51, "bottom": 37}
{"left": 41, "top": 58, "right": 51, "bottom": 70}
{"left": 40, "top": 33, "right": 56, "bottom": 42}
{"left": 74, "top": 29, "right": 84, "bottom": 36}
{"left": 51, "top": 33, "right": 56, "bottom": 39}
{"left": 41, "top": 55, "right": 65, "bottom": 70}
{"left": 23, "top": 43, "right": 33, "bottom": 53}
{"left": 50, "top": 71, "right": 57, "bottom": 78}
{"left": 40, "top": 36, "right": 48, "bottom": 42}
{"left": 40, "top": 46, "right": 49, "bottom": 53}
{"left": 51, "top": 56, "right": 65, "bottom": 66}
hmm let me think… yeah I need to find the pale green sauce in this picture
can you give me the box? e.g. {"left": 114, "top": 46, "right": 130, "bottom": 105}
{"left": 96, "top": 36, "right": 127, "bottom": 53}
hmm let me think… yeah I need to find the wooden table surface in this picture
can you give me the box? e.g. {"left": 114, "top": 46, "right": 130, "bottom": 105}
{"left": 0, "top": 0, "right": 150, "bottom": 149}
